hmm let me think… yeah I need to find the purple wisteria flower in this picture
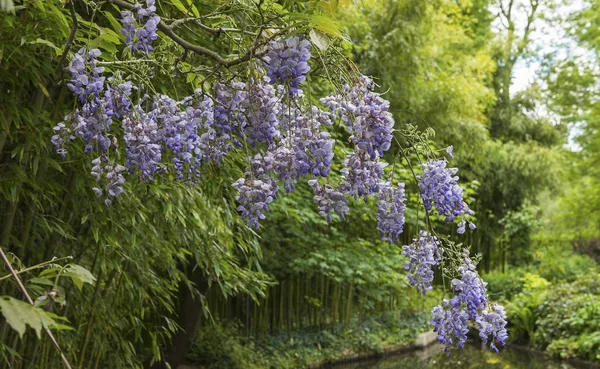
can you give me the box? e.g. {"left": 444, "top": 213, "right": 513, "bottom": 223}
{"left": 243, "top": 79, "right": 281, "bottom": 146}
{"left": 377, "top": 182, "right": 406, "bottom": 243}
{"left": 51, "top": 118, "right": 75, "bottom": 158}
{"left": 122, "top": 105, "right": 162, "bottom": 181}
{"left": 269, "top": 99, "right": 334, "bottom": 193}
{"left": 232, "top": 154, "right": 279, "bottom": 229}
{"left": 432, "top": 297, "right": 470, "bottom": 352}
{"left": 91, "top": 156, "right": 126, "bottom": 205}
{"left": 67, "top": 48, "right": 105, "bottom": 103}
{"left": 264, "top": 36, "right": 311, "bottom": 94}
{"left": 402, "top": 231, "right": 443, "bottom": 295}
{"left": 476, "top": 304, "right": 509, "bottom": 352}
{"left": 338, "top": 151, "right": 386, "bottom": 201}
{"left": 321, "top": 76, "right": 394, "bottom": 160}
{"left": 308, "top": 179, "right": 349, "bottom": 223}
{"left": 418, "top": 159, "right": 474, "bottom": 229}
{"left": 431, "top": 249, "right": 508, "bottom": 353}
{"left": 120, "top": 0, "right": 160, "bottom": 57}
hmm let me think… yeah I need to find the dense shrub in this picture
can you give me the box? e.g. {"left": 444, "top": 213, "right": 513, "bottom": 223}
{"left": 188, "top": 310, "right": 430, "bottom": 369}
{"left": 484, "top": 268, "right": 529, "bottom": 301}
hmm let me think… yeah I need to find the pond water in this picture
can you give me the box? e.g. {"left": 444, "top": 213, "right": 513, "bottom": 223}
{"left": 328, "top": 342, "right": 600, "bottom": 369}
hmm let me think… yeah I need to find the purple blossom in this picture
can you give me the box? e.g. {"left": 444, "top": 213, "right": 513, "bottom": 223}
{"left": 476, "top": 304, "right": 508, "bottom": 352}
{"left": 90, "top": 156, "right": 126, "bottom": 205}
{"left": 104, "top": 80, "right": 134, "bottom": 119}
{"left": 452, "top": 249, "right": 488, "bottom": 319}
{"left": 432, "top": 297, "right": 470, "bottom": 352}
{"left": 418, "top": 159, "right": 474, "bottom": 228}
{"left": 243, "top": 79, "right": 280, "bottom": 146}
{"left": 264, "top": 36, "right": 311, "bottom": 94}
{"left": 338, "top": 151, "right": 385, "bottom": 201}
{"left": 232, "top": 154, "right": 278, "bottom": 229}
{"left": 269, "top": 101, "right": 334, "bottom": 192}
{"left": 122, "top": 105, "right": 162, "bottom": 181}
{"left": 67, "top": 48, "right": 105, "bottom": 103}
{"left": 402, "top": 231, "right": 443, "bottom": 295}
{"left": 446, "top": 145, "right": 454, "bottom": 158}
{"left": 377, "top": 182, "right": 406, "bottom": 243}
{"left": 308, "top": 179, "right": 349, "bottom": 223}
{"left": 71, "top": 100, "right": 113, "bottom": 153}
{"left": 120, "top": 10, "right": 136, "bottom": 45}
{"left": 51, "top": 118, "right": 75, "bottom": 158}
{"left": 321, "top": 76, "right": 394, "bottom": 160}
{"left": 120, "top": 0, "right": 160, "bottom": 57}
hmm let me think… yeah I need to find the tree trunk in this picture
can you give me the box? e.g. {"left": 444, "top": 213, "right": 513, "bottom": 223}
{"left": 148, "top": 265, "right": 208, "bottom": 369}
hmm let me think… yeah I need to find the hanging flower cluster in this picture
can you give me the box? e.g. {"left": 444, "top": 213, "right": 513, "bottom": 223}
{"left": 430, "top": 250, "right": 508, "bottom": 353}
{"left": 377, "top": 182, "right": 407, "bottom": 244}
{"left": 264, "top": 36, "right": 311, "bottom": 95}
{"left": 120, "top": 0, "right": 160, "bottom": 57}
{"left": 418, "top": 159, "right": 475, "bottom": 233}
{"left": 402, "top": 231, "right": 443, "bottom": 295}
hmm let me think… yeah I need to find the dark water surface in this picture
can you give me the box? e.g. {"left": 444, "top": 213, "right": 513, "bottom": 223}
{"left": 327, "top": 342, "right": 600, "bottom": 369}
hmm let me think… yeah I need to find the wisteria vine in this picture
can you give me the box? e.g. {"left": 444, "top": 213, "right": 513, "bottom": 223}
{"left": 53, "top": 4, "right": 506, "bottom": 353}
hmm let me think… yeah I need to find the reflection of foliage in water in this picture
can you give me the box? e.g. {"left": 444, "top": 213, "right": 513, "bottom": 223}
{"left": 329, "top": 344, "right": 596, "bottom": 369}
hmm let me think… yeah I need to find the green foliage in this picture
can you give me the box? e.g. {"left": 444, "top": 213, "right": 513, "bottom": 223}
{"left": 484, "top": 268, "right": 528, "bottom": 301}
{"left": 188, "top": 310, "right": 431, "bottom": 369}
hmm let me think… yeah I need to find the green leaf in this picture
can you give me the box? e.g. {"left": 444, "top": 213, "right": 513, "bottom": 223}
{"left": 170, "top": 0, "right": 200, "bottom": 17}
{"left": 29, "top": 38, "right": 63, "bottom": 56}
{"left": 311, "top": 15, "right": 343, "bottom": 39}
{"left": 63, "top": 264, "right": 96, "bottom": 291}
{"left": 1, "top": 0, "right": 15, "bottom": 13}
{"left": 0, "top": 297, "right": 42, "bottom": 339}
{"left": 309, "top": 29, "right": 330, "bottom": 51}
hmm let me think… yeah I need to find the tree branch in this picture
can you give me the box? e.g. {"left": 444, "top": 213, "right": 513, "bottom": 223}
{"left": 109, "top": 0, "right": 263, "bottom": 67}
{"left": 516, "top": 0, "right": 540, "bottom": 57}
{"left": 169, "top": 17, "right": 257, "bottom": 36}
{"left": 56, "top": 0, "right": 78, "bottom": 74}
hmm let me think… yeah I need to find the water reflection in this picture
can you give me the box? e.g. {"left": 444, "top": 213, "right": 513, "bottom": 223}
{"left": 328, "top": 342, "right": 597, "bottom": 369}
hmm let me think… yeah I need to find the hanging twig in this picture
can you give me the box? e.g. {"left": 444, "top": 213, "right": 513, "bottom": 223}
{"left": 0, "top": 246, "right": 74, "bottom": 369}
{"left": 56, "top": 0, "right": 78, "bottom": 74}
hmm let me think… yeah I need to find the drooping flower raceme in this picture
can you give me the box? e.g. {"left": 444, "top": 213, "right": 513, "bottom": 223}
{"left": 418, "top": 159, "right": 474, "bottom": 230}
{"left": 377, "top": 182, "right": 406, "bottom": 243}
{"left": 243, "top": 79, "right": 281, "bottom": 147}
{"left": 321, "top": 76, "right": 394, "bottom": 160}
{"left": 321, "top": 76, "right": 394, "bottom": 202}
{"left": 67, "top": 48, "right": 105, "bottom": 103}
{"left": 264, "top": 36, "right": 311, "bottom": 94}
{"left": 402, "top": 231, "right": 443, "bottom": 295}
{"left": 308, "top": 179, "right": 350, "bottom": 223}
{"left": 91, "top": 156, "right": 127, "bottom": 206}
{"left": 338, "top": 151, "right": 386, "bottom": 202}
{"left": 120, "top": 0, "right": 160, "bottom": 57}
{"left": 452, "top": 251, "right": 489, "bottom": 319}
{"left": 122, "top": 104, "right": 162, "bottom": 181}
{"left": 431, "top": 249, "right": 508, "bottom": 353}
{"left": 476, "top": 304, "right": 509, "bottom": 353}
{"left": 432, "top": 297, "right": 470, "bottom": 352}
{"left": 232, "top": 154, "right": 279, "bottom": 229}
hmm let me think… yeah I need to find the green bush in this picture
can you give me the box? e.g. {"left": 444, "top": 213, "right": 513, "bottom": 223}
{"left": 536, "top": 250, "right": 597, "bottom": 282}
{"left": 505, "top": 273, "right": 550, "bottom": 343}
{"left": 484, "top": 268, "right": 529, "bottom": 301}
{"left": 188, "top": 310, "right": 431, "bottom": 369}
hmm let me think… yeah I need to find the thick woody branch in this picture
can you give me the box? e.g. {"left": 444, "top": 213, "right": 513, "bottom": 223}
{"left": 109, "top": 0, "right": 261, "bottom": 67}
{"left": 169, "top": 17, "right": 257, "bottom": 36}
